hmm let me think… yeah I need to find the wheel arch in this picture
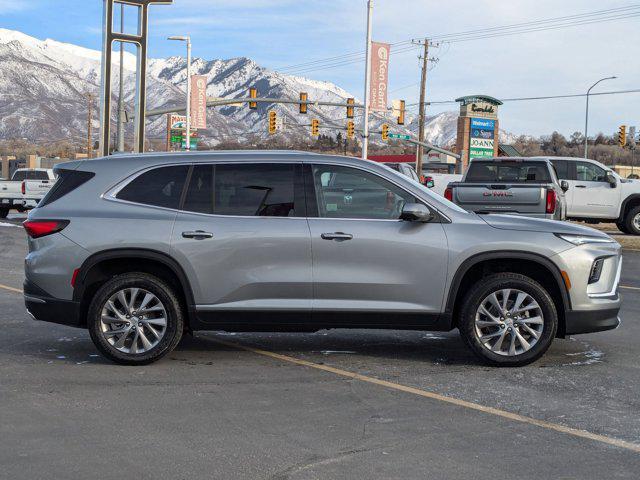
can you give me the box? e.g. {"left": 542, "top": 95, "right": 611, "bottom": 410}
{"left": 445, "top": 251, "right": 571, "bottom": 337}
{"left": 73, "top": 248, "right": 195, "bottom": 328}
{"left": 619, "top": 194, "right": 640, "bottom": 222}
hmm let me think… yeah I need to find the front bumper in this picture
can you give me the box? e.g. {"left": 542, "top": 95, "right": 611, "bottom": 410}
{"left": 24, "top": 280, "right": 82, "bottom": 328}
{"left": 564, "top": 308, "right": 620, "bottom": 335}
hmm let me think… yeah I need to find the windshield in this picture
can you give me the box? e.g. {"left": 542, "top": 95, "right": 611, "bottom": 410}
{"left": 466, "top": 162, "right": 551, "bottom": 183}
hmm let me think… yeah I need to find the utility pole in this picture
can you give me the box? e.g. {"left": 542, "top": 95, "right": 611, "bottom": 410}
{"left": 412, "top": 38, "right": 438, "bottom": 175}
{"left": 168, "top": 35, "right": 192, "bottom": 151}
{"left": 362, "top": 0, "right": 373, "bottom": 160}
{"left": 116, "top": 2, "right": 125, "bottom": 152}
{"left": 86, "top": 92, "right": 94, "bottom": 158}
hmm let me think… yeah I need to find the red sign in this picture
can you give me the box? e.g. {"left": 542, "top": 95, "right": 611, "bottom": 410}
{"left": 190, "top": 75, "right": 208, "bottom": 129}
{"left": 369, "top": 42, "right": 390, "bottom": 112}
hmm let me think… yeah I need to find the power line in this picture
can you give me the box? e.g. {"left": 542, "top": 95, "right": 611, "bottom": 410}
{"left": 273, "top": 5, "right": 640, "bottom": 76}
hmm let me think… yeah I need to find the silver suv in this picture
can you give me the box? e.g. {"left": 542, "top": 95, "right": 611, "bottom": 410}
{"left": 23, "top": 152, "right": 622, "bottom": 366}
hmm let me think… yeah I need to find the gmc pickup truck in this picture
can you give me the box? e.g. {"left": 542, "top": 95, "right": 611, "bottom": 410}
{"left": 445, "top": 158, "right": 568, "bottom": 220}
{"left": 541, "top": 156, "right": 640, "bottom": 235}
{"left": 0, "top": 168, "right": 56, "bottom": 218}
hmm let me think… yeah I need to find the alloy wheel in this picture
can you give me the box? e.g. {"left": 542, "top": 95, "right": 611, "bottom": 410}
{"left": 99, "top": 288, "right": 168, "bottom": 354}
{"left": 474, "top": 288, "right": 544, "bottom": 356}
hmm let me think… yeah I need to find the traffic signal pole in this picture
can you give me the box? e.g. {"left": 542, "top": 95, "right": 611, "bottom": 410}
{"left": 362, "top": 0, "right": 374, "bottom": 160}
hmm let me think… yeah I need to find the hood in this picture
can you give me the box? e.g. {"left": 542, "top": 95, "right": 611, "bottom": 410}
{"left": 480, "top": 214, "right": 612, "bottom": 238}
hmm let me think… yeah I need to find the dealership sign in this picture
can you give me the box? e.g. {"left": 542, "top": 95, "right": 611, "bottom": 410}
{"left": 469, "top": 118, "right": 495, "bottom": 159}
{"left": 190, "top": 75, "right": 208, "bottom": 129}
{"left": 369, "top": 42, "right": 390, "bottom": 112}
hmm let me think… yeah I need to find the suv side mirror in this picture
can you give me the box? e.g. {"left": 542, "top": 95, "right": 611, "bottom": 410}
{"left": 400, "top": 203, "right": 434, "bottom": 222}
{"left": 606, "top": 172, "right": 617, "bottom": 188}
{"left": 560, "top": 180, "right": 569, "bottom": 192}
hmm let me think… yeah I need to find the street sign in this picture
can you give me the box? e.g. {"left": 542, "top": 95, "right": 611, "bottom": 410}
{"left": 388, "top": 133, "right": 411, "bottom": 140}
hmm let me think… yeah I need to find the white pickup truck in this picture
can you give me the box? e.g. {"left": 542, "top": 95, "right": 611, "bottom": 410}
{"left": 0, "top": 168, "right": 56, "bottom": 218}
{"left": 521, "top": 156, "right": 640, "bottom": 235}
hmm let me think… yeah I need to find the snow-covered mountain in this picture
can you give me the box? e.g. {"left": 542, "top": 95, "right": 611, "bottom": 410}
{"left": 0, "top": 28, "right": 513, "bottom": 148}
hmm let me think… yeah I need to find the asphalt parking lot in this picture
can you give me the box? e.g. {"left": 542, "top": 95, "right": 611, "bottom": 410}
{"left": 1, "top": 214, "right": 639, "bottom": 479}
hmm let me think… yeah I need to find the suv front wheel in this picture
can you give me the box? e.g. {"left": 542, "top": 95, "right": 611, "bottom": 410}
{"left": 459, "top": 273, "right": 558, "bottom": 367}
{"left": 87, "top": 273, "right": 184, "bottom": 365}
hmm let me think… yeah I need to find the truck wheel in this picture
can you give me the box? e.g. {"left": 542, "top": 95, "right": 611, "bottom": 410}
{"left": 616, "top": 221, "right": 630, "bottom": 234}
{"left": 623, "top": 206, "right": 640, "bottom": 236}
{"left": 0, "top": 208, "right": 8, "bottom": 218}
{"left": 87, "top": 273, "right": 184, "bottom": 365}
{"left": 458, "top": 273, "right": 558, "bottom": 367}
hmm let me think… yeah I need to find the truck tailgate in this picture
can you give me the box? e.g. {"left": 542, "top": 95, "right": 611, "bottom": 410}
{"left": 454, "top": 184, "right": 545, "bottom": 213}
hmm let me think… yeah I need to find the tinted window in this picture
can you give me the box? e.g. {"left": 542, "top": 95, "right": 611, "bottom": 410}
{"left": 13, "top": 170, "right": 49, "bottom": 181}
{"left": 39, "top": 169, "right": 94, "bottom": 207}
{"left": 466, "top": 162, "right": 551, "bottom": 183}
{"left": 117, "top": 165, "right": 188, "bottom": 209}
{"left": 576, "top": 162, "right": 607, "bottom": 182}
{"left": 183, "top": 165, "right": 214, "bottom": 214}
{"left": 550, "top": 160, "right": 569, "bottom": 180}
{"left": 312, "top": 165, "right": 415, "bottom": 219}
{"left": 214, "top": 164, "right": 297, "bottom": 217}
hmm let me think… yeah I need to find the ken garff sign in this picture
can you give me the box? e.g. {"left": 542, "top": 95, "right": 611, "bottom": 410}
{"left": 369, "top": 42, "right": 390, "bottom": 112}
{"left": 190, "top": 75, "right": 208, "bottom": 130}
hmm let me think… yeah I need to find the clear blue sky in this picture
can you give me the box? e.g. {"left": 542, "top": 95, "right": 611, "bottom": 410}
{"left": 1, "top": 0, "right": 639, "bottom": 137}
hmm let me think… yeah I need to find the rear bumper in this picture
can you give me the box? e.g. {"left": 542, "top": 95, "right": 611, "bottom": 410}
{"left": 564, "top": 308, "right": 620, "bottom": 335}
{"left": 23, "top": 280, "right": 82, "bottom": 328}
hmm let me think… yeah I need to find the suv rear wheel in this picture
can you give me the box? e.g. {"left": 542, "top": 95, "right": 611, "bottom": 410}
{"left": 87, "top": 273, "right": 184, "bottom": 365}
{"left": 458, "top": 273, "right": 558, "bottom": 367}
{"left": 623, "top": 205, "right": 640, "bottom": 236}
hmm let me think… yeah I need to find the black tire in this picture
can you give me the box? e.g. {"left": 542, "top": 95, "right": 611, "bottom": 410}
{"left": 0, "top": 208, "right": 8, "bottom": 218}
{"left": 616, "top": 221, "right": 630, "bottom": 235}
{"left": 623, "top": 205, "right": 640, "bottom": 236}
{"left": 458, "top": 273, "right": 558, "bottom": 367}
{"left": 87, "top": 273, "right": 184, "bottom": 365}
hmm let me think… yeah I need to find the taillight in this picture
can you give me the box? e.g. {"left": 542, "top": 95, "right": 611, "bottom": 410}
{"left": 23, "top": 220, "right": 69, "bottom": 239}
{"left": 545, "top": 189, "right": 557, "bottom": 214}
{"left": 21, "top": 181, "right": 25, "bottom": 195}
{"left": 444, "top": 187, "right": 453, "bottom": 202}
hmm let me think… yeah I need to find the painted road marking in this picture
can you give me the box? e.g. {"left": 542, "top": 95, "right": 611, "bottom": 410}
{"left": 212, "top": 338, "right": 640, "bottom": 454}
{"left": 3, "top": 281, "right": 640, "bottom": 453}
{"left": 0, "top": 283, "right": 24, "bottom": 294}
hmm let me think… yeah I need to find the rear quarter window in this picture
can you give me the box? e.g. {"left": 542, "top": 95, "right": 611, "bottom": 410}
{"left": 116, "top": 165, "right": 189, "bottom": 209}
{"left": 39, "top": 169, "right": 95, "bottom": 207}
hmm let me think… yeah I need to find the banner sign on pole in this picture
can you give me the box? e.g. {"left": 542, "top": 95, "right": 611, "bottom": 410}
{"left": 369, "top": 42, "right": 390, "bottom": 112}
{"left": 190, "top": 75, "right": 208, "bottom": 129}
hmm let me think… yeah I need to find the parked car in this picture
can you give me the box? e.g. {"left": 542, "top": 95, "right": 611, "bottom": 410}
{"left": 0, "top": 168, "right": 56, "bottom": 218}
{"left": 24, "top": 152, "right": 621, "bottom": 366}
{"left": 421, "top": 163, "right": 463, "bottom": 197}
{"left": 382, "top": 162, "right": 423, "bottom": 184}
{"left": 541, "top": 157, "right": 640, "bottom": 235}
{"left": 445, "top": 158, "right": 568, "bottom": 220}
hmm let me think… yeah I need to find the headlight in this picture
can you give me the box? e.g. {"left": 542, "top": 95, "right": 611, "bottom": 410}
{"left": 555, "top": 233, "right": 615, "bottom": 246}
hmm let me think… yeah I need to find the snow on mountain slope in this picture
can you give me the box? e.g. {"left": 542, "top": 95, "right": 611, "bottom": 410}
{"left": 0, "top": 28, "right": 515, "bottom": 148}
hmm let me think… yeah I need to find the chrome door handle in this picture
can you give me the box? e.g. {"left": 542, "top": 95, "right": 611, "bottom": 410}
{"left": 321, "top": 232, "right": 353, "bottom": 241}
{"left": 182, "top": 230, "right": 213, "bottom": 239}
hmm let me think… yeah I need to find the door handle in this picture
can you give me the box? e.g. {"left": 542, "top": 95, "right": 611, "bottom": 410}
{"left": 182, "top": 230, "right": 213, "bottom": 239}
{"left": 321, "top": 232, "right": 353, "bottom": 241}
{"left": 575, "top": 185, "right": 587, "bottom": 188}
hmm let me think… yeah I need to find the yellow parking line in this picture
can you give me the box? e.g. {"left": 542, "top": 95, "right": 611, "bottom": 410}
{"left": 3, "top": 280, "right": 639, "bottom": 453}
{"left": 0, "top": 283, "right": 23, "bottom": 294}
{"left": 212, "top": 337, "right": 640, "bottom": 454}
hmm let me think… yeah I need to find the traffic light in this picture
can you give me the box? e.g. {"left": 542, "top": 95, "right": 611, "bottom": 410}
{"left": 346, "top": 121, "right": 355, "bottom": 140}
{"left": 397, "top": 100, "right": 405, "bottom": 125}
{"left": 249, "top": 87, "right": 257, "bottom": 109}
{"left": 268, "top": 110, "right": 277, "bottom": 135}
{"left": 311, "top": 119, "right": 320, "bottom": 137}
{"left": 299, "top": 92, "right": 308, "bottom": 114}
{"left": 346, "top": 98, "right": 355, "bottom": 119}
{"left": 619, "top": 125, "right": 627, "bottom": 148}
{"left": 381, "top": 124, "right": 389, "bottom": 141}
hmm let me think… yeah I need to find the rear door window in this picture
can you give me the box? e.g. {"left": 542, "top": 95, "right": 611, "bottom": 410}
{"left": 117, "top": 165, "right": 189, "bottom": 209}
{"left": 550, "top": 160, "right": 569, "bottom": 180}
{"left": 466, "top": 162, "right": 551, "bottom": 182}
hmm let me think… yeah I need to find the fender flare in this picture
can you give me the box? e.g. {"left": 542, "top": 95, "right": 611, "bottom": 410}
{"left": 444, "top": 250, "right": 571, "bottom": 315}
{"left": 618, "top": 194, "right": 640, "bottom": 222}
{"left": 72, "top": 248, "right": 195, "bottom": 308}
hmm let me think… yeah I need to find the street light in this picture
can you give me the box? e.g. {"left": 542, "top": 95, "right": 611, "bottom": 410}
{"left": 168, "top": 35, "right": 192, "bottom": 151}
{"left": 584, "top": 76, "right": 616, "bottom": 159}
